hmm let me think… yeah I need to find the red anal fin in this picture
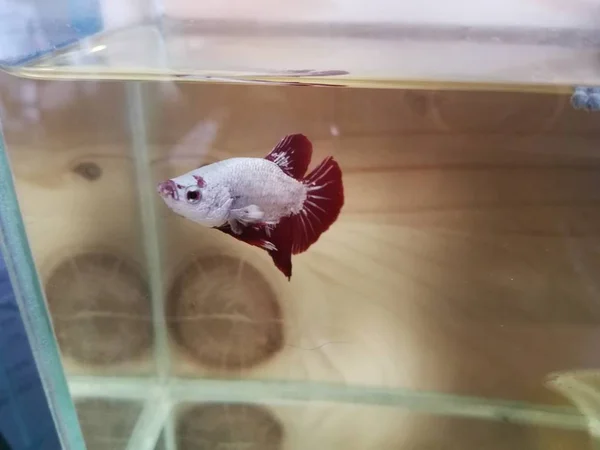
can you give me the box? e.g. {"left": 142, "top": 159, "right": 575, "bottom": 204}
{"left": 265, "top": 134, "right": 313, "bottom": 180}
{"left": 214, "top": 224, "right": 264, "bottom": 248}
{"left": 214, "top": 220, "right": 294, "bottom": 280}
{"left": 291, "top": 156, "right": 344, "bottom": 255}
{"left": 265, "top": 217, "right": 293, "bottom": 279}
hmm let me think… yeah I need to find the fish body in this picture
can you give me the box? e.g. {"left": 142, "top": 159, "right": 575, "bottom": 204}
{"left": 157, "top": 134, "right": 344, "bottom": 279}
{"left": 163, "top": 157, "right": 307, "bottom": 228}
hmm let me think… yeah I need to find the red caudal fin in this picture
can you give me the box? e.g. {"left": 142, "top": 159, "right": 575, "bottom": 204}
{"left": 291, "top": 156, "right": 344, "bottom": 255}
{"left": 264, "top": 134, "right": 313, "bottom": 180}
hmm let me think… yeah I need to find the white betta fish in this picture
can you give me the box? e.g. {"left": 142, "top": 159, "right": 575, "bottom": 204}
{"left": 156, "top": 134, "right": 344, "bottom": 280}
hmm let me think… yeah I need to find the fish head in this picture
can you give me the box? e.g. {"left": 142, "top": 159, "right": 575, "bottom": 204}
{"left": 156, "top": 173, "right": 229, "bottom": 227}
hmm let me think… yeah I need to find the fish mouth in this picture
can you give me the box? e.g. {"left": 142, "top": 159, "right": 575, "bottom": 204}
{"left": 157, "top": 180, "right": 179, "bottom": 200}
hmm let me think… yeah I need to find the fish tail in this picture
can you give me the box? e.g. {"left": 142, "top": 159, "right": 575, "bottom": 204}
{"left": 213, "top": 154, "right": 343, "bottom": 281}
{"left": 255, "top": 154, "right": 344, "bottom": 279}
{"left": 290, "top": 156, "right": 344, "bottom": 255}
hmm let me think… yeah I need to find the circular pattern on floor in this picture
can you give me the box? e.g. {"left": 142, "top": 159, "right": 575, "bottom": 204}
{"left": 75, "top": 399, "right": 142, "bottom": 450}
{"left": 166, "top": 255, "right": 284, "bottom": 371}
{"left": 45, "top": 252, "right": 153, "bottom": 366}
{"left": 177, "top": 403, "right": 283, "bottom": 450}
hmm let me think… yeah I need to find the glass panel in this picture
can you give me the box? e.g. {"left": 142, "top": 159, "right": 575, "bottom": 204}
{"left": 2, "top": 1, "right": 600, "bottom": 88}
{"left": 0, "top": 95, "right": 85, "bottom": 448}
{"left": 171, "top": 399, "right": 593, "bottom": 450}
{"left": 3, "top": 52, "right": 600, "bottom": 448}
{"left": 0, "top": 0, "right": 102, "bottom": 65}
{"left": 153, "top": 432, "right": 166, "bottom": 450}
{"left": 0, "top": 242, "right": 61, "bottom": 449}
{"left": 0, "top": 72, "right": 155, "bottom": 377}
{"left": 0, "top": 70, "right": 153, "bottom": 449}
{"left": 148, "top": 81, "right": 600, "bottom": 406}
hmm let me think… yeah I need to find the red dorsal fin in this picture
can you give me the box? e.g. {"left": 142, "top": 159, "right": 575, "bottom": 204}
{"left": 265, "top": 134, "right": 312, "bottom": 180}
{"left": 291, "top": 156, "right": 344, "bottom": 255}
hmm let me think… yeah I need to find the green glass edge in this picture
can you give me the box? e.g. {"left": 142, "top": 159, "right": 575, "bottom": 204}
{"left": 0, "top": 130, "right": 86, "bottom": 450}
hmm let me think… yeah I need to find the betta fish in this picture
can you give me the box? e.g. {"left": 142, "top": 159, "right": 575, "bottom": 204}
{"left": 156, "top": 134, "right": 344, "bottom": 280}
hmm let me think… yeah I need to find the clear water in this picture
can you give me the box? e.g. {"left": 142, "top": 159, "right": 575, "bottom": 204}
{"left": 2, "top": 24, "right": 600, "bottom": 448}
{"left": 12, "top": 20, "right": 600, "bottom": 91}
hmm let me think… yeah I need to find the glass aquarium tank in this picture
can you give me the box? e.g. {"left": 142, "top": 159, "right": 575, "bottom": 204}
{"left": 2, "top": 0, "right": 600, "bottom": 449}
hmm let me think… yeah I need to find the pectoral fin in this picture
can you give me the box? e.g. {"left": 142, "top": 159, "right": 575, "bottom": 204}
{"left": 230, "top": 204, "right": 265, "bottom": 225}
{"left": 228, "top": 219, "right": 244, "bottom": 235}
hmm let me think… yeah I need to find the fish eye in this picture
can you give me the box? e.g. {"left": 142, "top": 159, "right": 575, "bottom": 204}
{"left": 185, "top": 186, "right": 201, "bottom": 204}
